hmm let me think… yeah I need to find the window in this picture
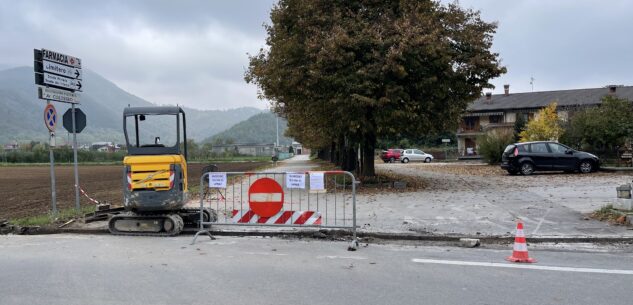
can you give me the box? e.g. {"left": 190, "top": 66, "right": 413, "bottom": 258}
{"left": 530, "top": 143, "right": 549, "bottom": 153}
{"left": 517, "top": 144, "right": 528, "bottom": 152}
{"left": 548, "top": 143, "right": 568, "bottom": 153}
{"left": 489, "top": 115, "right": 503, "bottom": 124}
{"left": 462, "top": 117, "right": 479, "bottom": 130}
{"left": 414, "top": 149, "right": 423, "bottom": 154}
{"left": 519, "top": 113, "right": 534, "bottom": 122}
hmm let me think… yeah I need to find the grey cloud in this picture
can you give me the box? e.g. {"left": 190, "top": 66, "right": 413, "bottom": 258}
{"left": 2, "top": 0, "right": 633, "bottom": 110}
{"left": 456, "top": 0, "right": 633, "bottom": 93}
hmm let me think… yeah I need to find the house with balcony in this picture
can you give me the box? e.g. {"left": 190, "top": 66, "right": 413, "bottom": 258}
{"left": 457, "top": 84, "right": 633, "bottom": 158}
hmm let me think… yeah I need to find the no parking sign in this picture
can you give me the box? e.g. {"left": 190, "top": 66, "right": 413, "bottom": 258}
{"left": 44, "top": 103, "right": 57, "bottom": 132}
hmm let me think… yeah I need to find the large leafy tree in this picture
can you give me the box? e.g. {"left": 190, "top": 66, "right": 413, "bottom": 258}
{"left": 246, "top": 0, "right": 505, "bottom": 176}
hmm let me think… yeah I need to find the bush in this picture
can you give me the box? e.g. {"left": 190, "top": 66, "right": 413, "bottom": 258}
{"left": 477, "top": 129, "right": 514, "bottom": 164}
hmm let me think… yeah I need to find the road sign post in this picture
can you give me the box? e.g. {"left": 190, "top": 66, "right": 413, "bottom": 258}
{"left": 35, "top": 48, "right": 84, "bottom": 214}
{"left": 71, "top": 104, "right": 80, "bottom": 211}
{"left": 442, "top": 139, "right": 451, "bottom": 160}
{"left": 44, "top": 102, "right": 57, "bottom": 214}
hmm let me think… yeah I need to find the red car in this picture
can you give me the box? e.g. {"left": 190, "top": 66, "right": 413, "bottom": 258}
{"left": 380, "top": 149, "right": 403, "bottom": 163}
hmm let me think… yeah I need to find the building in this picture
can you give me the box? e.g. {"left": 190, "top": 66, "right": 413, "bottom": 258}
{"left": 211, "top": 143, "right": 275, "bottom": 157}
{"left": 457, "top": 85, "right": 633, "bottom": 158}
{"left": 91, "top": 142, "right": 120, "bottom": 152}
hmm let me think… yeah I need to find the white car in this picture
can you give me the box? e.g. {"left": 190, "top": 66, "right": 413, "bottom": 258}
{"left": 401, "top": 149, "right": 434, "bottom": 163}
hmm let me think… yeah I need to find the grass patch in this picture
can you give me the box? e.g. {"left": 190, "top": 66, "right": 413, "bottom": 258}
{"left": 12, "top": 205, "right": 96, "bottom": 227}
{"left": 590, "top": 204, "right": 628, "bottom": 225}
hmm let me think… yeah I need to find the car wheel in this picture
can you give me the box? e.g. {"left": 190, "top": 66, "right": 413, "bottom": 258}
{"left": 402, "top": 158, "right": 409, "bottom": 163}
{"left": 425, "top": 157, "right": 431, "bottom": 163}
{"left": 389, "top": 157, "right": 395, "bottom": 163}
{"left": 579, "top": 160, "right": 593, "bottom": 173}
{"left": 520, "top": 162, "right": 534, "bottom": 175}
{"left": 383, "top": 160, "right": 388, "bottom": 163}
{"left": 507, "top": 169, "right": 519, "bottom": 175}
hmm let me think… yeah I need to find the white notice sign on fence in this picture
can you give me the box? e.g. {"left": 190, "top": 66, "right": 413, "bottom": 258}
{"left": 286, "top": 173, "right": 305, "bottom": 189}
{"left": 309, "top": 172, "right": 325, "bottom": 190}
{"left": 209, "top": 173, "right": 227, "bottom": 188}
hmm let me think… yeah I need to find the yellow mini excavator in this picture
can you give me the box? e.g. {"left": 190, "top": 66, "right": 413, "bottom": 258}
{"left": 108, "top": 106, "right": 214, "bottom": 236}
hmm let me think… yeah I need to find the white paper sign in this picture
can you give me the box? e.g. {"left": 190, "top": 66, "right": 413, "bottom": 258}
{"left": 309, "top": 172, "right": 325, "bottom": 190}
{"left": 209, "top": 172, "right": 227, "bottom": 188}
{"left": 286, "top": 173, "right": 306, "bottom": 189}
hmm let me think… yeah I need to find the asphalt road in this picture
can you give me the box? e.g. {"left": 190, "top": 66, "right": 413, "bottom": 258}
{"left": 1, "top": 235, "right": 633, "bottom": 305}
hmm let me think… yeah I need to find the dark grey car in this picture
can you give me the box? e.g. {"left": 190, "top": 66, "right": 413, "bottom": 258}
{"left": 501, "top": 141, "right": 600, "bottom": 175}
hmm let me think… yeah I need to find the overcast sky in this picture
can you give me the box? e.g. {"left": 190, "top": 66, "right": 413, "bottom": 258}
{"left": 1, "top": 0, "right": 632, "bottom": 110}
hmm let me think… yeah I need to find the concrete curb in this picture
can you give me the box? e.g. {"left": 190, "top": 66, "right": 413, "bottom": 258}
{"left": 21, "top": 227, "right": 633, "bottom": 244}
{"left": 601, "top": 166, "right": 633, "bottom": 172}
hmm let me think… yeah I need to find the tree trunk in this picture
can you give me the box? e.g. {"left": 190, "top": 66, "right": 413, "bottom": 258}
{"left": 361, "top": 132, "right": 376, "bottom": 177}
{"left": 330, "top": 141, "right": 336, "bottom": 163}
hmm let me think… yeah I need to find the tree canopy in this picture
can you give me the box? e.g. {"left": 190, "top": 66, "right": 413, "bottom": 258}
{"left": 519, "top": 102, "right": 563, "bottom": 142}
{"left": 561, "top": 96, "right": 633, "bottom": 152}
{"left": 246, "top": 0, "right": 505, "bottom": 176}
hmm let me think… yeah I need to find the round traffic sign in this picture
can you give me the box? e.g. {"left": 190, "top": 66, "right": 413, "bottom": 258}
{"left": 44, "top": 104, "right": 57, "bottom": 132}
{"left": 248, "top": 178, "right": 284, "bottom": 217}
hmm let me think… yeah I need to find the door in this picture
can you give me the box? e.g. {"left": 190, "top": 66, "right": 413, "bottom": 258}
{"left": 547, "top": 143, "right": 577, "bottom": 170}
{"left": 528, "top": 142, "right": 553, "bottom": 169}
{"left": 411, "top": 149, "right": 422, "bottom": 161}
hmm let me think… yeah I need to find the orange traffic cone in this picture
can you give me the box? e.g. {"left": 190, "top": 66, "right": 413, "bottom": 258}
{"left": 506, "top": 220, "right": 536, "bottom": 263}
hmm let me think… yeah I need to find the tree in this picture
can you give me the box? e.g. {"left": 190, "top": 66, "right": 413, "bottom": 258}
{"left": 519, "top": 102, "right": 563, "bottom": 142}
{"left": 561, "top": 96, "right": 633, "bottom": 152}
{"left": 246, "top": 0, "right": 505, "bottom": 176}
{"left": 513, "top": 114, "right": 526, "bottom": 142}
{"left": 477, "top": 129, "right": 514, "bottom": 164}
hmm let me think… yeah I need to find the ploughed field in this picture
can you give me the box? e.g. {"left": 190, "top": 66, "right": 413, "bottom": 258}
{"left": 0, "top": 162, "right": 268, "bottom": 220}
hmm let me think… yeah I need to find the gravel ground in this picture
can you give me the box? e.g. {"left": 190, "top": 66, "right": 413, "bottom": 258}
{"left": 362, "top": 162, "right": 633, "bottom": 237}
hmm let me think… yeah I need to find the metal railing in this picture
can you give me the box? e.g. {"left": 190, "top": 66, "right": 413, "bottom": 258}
{"left": 192, "top": 171, "right": 359, "bottom": 249}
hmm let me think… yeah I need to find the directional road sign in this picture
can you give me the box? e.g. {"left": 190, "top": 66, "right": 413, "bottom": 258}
{"left": 35, "top": 60, "right": 82, "bottom": 80}
{"left": 35, "top": 72, "right": 83, "bottom": 92}
{"left": 38, "top": 86, "right": 79, "bottom": 104}
{"left": 63, "top": 108, "right": 87, "bottom": 133}
{"left": 44, "top": 104, "right": 57, "bottom": 132}
{"left": 34, "top": 48, "right": 82, "bottom": 69}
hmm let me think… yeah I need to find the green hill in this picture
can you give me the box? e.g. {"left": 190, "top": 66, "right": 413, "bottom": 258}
{"left": 0, "top": 67, "right": 263, "bottom": 145}
{"left": 205, "top": 112, "right": 293, "bottom": 145}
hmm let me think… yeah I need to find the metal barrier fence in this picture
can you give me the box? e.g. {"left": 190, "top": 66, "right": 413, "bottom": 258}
{"left": 191, "top": 171, "right": 359, "bottom": 248}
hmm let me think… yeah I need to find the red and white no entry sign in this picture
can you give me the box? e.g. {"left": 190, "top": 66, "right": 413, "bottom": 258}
{"left": 248, "top": 177, "right": 284, "bottom": 217}
{"left": 44, "top": 103, "right": 57, "bottom": 132}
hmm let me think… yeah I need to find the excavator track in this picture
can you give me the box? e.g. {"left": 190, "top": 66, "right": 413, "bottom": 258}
{"left": 108, "top": 213, "right": 184, "bottom": 237}
{"left": 107, "top": 208, "right": 217, "bottom": 237}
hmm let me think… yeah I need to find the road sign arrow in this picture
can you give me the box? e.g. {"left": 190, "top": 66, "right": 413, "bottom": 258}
{"left": 75, "top": 70, "right": 80, "bottom": 78}
{"left": 76, "top": 81, "right": 82, "bottom": 90}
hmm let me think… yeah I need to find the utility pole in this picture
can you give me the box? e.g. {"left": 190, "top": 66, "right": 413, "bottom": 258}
{"left": 276, "top": 116, "right": 279, "bottom": 148}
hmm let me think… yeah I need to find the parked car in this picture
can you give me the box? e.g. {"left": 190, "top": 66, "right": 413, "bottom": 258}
{"left": 380, "top": 149, "right": 403, "bottom": 163}
{"left": 501, "top": 141, "right": 600, "bottom": 175}
{"left": 401, "top": 149, "right": 434, "bottom": 163}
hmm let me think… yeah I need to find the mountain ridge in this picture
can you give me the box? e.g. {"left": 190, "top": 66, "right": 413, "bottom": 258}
{"left": 0, "top": 66, "right": 264, "bottom": 145}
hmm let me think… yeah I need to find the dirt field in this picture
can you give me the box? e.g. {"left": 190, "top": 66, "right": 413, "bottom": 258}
{"left": 0, "top": 162, "right": 268, "bottom": 220}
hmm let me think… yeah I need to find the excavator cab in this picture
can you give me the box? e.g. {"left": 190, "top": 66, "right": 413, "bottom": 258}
{"left": 122, "top": 106, "right": 188, "bottom": 212}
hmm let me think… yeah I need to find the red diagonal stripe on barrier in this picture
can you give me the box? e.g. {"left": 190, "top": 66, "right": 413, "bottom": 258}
{"left": 314, "top": 216, "right": 322, "bottom": 225}
{"left": 294, "top": 211, "right": 314, "bottom": 225}
{"left": 275, "top": 211, "right": 294, "bottom": 224}
{"left": 257, "top": 216, "right": 270, "bottom": 223}
{"left": 239, "top": 210, "right": 256, "bottom": 223}
{"left": 232, "top": 209, "right": 238, "bottom": 217}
